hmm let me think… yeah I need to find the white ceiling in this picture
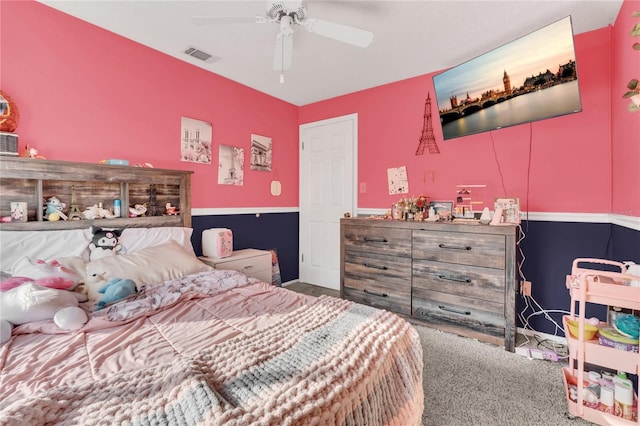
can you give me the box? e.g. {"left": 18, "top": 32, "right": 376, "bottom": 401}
{"left": 38, "top": 0, "right": 623, "bottom": 106}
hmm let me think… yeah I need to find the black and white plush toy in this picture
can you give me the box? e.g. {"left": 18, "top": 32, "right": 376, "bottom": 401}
{"left": 88, "top": 226, "right": 123, "bottom": 261}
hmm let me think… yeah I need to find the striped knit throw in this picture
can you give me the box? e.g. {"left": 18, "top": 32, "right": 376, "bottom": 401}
{"left": 1, "top": 296, "right": 424, "bottom": 426}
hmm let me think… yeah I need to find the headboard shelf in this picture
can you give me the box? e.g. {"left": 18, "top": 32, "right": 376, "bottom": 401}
{"left": 0, "top": 215, "right": 185, "bottom": 231}
{"left": 0, "top": 157, "right": 193, "bottom": 230}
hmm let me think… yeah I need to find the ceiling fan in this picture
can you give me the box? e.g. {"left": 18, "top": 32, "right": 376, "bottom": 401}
{"left": 191, "top": 1, "right": 374, "bottom": 81}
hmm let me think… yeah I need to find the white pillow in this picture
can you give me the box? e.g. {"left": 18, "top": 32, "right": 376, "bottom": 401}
{"left": 0, "top": 227, "right": 195, "bottom": 275}
{"left": 0, "top": 229, "right": 92, "bottom": 273}
{"left": 118, "top": 227, "right": 195, "bottom": 256}
{"left": 85, "top": 240, "right": 211, "bottom": 286}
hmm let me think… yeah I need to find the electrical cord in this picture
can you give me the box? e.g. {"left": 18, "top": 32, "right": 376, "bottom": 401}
{"left": 491, "top": 123, "right": 568, "bottom": 358}
{"left": 525, "top": 122, "right": 532, "bottom": 232}
{"left": 490, "top": 131, "right": 507, "bottom": 197}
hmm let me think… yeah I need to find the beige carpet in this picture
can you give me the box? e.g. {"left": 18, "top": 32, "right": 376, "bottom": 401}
{"left": 285, "top": 282, "right": 594, "bottom": 426}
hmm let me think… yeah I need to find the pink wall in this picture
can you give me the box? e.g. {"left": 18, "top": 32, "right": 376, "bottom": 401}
{"left": 300, "top": 27, "right": 616, "bottom": 214}
{"left": 3, "top": 1, "right": 636, "bottom": 217}
{"left": 1, "top": 0, "right": 299, "bottom": 209}
{"left": 611, "top": 0, "right": 640, "bottom": 217}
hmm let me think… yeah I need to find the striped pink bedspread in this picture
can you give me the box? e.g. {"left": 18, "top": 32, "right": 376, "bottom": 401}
{"left": 0, "top": 270, "right": 423, "bottom": 425}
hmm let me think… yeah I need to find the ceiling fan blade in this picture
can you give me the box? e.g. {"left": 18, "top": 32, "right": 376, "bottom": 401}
{"left": 273, "top": 31, "right": 293, "bottom": 71}
{"left": 190, "top": 16, "right": 263, "bottom": 25}
{"left": 304, "top": 18, "right": 373, "bottom": 48}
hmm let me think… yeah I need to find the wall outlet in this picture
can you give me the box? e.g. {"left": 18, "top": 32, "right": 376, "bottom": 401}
{"left": 521, "top": 280, "right": 532, "bottom": 297}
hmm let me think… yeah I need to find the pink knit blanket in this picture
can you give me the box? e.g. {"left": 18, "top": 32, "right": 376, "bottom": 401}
{"left": 1, "top": 296, "right": 424, "bottom": 425}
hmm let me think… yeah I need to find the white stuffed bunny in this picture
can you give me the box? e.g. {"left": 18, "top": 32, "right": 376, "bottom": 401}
{"left": 0, "top": 283, "right": 88, "bottom": 343}
{"left": 0, "top": 258, "right": 89, "bottom": 344}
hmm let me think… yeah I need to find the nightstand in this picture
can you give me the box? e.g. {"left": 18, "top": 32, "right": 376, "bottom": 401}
{"left": 199, "top": 248, "right": 272, "bottom": 283}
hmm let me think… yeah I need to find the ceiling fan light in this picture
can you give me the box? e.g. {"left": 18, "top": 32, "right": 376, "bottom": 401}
{"left": 280, "top": 14, "right": 294, "bottom": 35}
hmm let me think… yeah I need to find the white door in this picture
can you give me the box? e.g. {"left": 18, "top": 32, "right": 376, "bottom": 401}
{"left": 299, "top": 114, "right": 357, "bottom": 290}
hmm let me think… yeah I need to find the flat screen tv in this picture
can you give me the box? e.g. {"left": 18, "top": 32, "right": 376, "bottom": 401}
{"left": 433, "top": 16, "right": 582, "bottom": 140}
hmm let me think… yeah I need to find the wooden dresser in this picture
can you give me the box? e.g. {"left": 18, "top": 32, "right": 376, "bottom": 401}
{"left": 340, "top": 217, "right": 518, "bottom": 351}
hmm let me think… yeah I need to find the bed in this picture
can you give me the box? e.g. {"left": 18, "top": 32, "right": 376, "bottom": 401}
{"left": 0, "top": 225, "right": 424, "bottom": 425}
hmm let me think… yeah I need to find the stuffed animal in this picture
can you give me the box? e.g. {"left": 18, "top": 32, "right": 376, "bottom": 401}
{"left": 10, "top": 258, "right": 80, "bottom": 285}
{"left": 89, "top": 226, "right": 123, "bottom": 261}
{"left": 44, "top": 196, "right": 67, "bottom": 221}
{"left": 0, "top": 265, "right": 88, "bottom": 344}
{"left": 83, "top": 272, "right": 137, "bottom": 310}
{"left": 95, "top": 278, "right": 137, "bottom": 310}
{"left": 83, "top": 204, "right": 116, "bottom": 220}
{"left": 0, "top": 283, "right": 88, "bottom": 343}
{"left": 0, "top": 275, "right": 76, "bottom": 292}
{"left": 18, "top": 144, "right": 46, "bottom": 159}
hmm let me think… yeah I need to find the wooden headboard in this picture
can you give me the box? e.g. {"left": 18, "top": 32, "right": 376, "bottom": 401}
{"left": 0, "top": 157, "right": 193, "bottom": 231}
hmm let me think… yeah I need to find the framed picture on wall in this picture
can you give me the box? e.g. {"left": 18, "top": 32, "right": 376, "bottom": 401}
{"left": 250, "top": 134, "right": 272, "bottom": 171}
{"left": 218, "top": 145, "right": 244, "bottom": 186}
{"left": 180, "top": 116, "right": 212, "bottom": 164}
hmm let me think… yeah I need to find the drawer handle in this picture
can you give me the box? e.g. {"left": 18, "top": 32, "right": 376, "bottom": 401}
{"left": 364, "top": 289, "right": 388, "bottom": 298}
{"left": 364, "top": 263, "right": 389, "bottom": 271}
{"left": 364, "top": 237, "right": 389, "bottom": 243}
{"left": 438, "top": 305, "right": 471, "bottom": 316}
{"left": 241, "top": 266, "right": 254, "bottom": 271}
{"left": 437, "top": 275, "right": 471, "bottom": 283}
{"left": 438, "top": 243, "right": 472, "bottom": 251}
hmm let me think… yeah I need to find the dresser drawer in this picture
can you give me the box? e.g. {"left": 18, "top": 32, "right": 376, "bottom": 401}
{"left": 412, "top": 230, "right": 505, "bottom": 269}
{"left": 412, "top": 289, "right": 505, "bottom": 337}
{"left": 199, "top": 249, "right": 272, "bottom": 282}
{"left": 344, "top": 250, "right": 411, "bottom": 315}
{"left": 412, "top": 259, "right": 505, "bottom": 302}
{"left": 343, "top": 224, "right": 411, "bottom": 257}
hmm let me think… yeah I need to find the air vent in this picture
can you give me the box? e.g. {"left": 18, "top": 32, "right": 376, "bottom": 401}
{"left": 184, "top": 46, "right": 220, "bottom": 63}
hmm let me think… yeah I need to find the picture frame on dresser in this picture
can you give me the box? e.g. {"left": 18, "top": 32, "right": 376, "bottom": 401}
{"left": 429, "top": 200, "right": 453, "bottom": 218}
{"left": 494, "top": 197, "right": 521, "bottom": 224}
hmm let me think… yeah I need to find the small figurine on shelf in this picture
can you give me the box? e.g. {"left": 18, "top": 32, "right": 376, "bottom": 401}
{"left": 128, "top": 204, "right": 147, "bottom": 217}
{"left": 19, "top": 144, "right": 46, "bottom": 159}
{"left": 145, "top": 184, "right": 162, "bottom": 217}
{"left": 44, "top": 196, "right": 68, "bottom": 221}
{"left": 165, "top": 203, "right": 179, "bottom": 215}
{"left": 83, "top": 203, "right": 116, "bottom": 220}
{"left": 66, "top": 185, "right": 85, "bottom": 220}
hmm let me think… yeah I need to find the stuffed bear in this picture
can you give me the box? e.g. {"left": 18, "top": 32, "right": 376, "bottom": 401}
{"left": 88, "top": 226, "right": 123, "bottom": 261}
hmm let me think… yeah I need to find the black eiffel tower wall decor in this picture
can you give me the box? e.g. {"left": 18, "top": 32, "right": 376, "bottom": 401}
{"left": 415, "top": 92, "right": 440, "bottom": 155}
